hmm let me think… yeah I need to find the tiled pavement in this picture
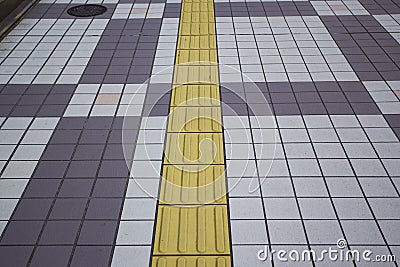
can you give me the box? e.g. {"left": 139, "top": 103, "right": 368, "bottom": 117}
{"left": 0, "top": 0, "right": 400, "bottom": 266}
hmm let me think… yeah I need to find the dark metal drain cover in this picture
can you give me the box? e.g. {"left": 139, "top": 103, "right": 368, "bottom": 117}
{"left": 67, "top": 4, "right": 107, "bottom": 17}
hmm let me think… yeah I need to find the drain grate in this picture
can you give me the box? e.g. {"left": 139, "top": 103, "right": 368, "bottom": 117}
{"left": 67, "top": 4, "right": 107, "bottom": 17}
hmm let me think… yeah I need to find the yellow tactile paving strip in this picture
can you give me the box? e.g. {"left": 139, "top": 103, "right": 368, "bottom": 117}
{"left": 150, "top": 0, "right": 232, "bottom": 265}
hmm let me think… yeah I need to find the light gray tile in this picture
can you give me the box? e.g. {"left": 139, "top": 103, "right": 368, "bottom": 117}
{"left": 359, "top": 177, "right": 398, "bottom": 197}
{"left": 116, "top": 221, "right": 154, "bottom": 245}
{"left": 268, "top": 220, "right": 307, "bottom": 244}
{"left": 342, "top": 220, "right": 385, "bottom": 245}
{"left": 264, "top": 198, "right": 300, "bottom": 219}
{"left": 304, "top": 220, "right": 343, "bottom": 245}
{"left": 333, "top": 198, "right": 373, "bottom": 219}
{"left": 230, "top": 198, "right": 265, "bottom": 219}
{"left": 112, "top": 246, "right": 151, "bottom": 267}
{"left": 261, "top": 178, "right": 294, "bottom": 197}
{"left": 298, "top": 198, "right": 336, "bottom": 219}
{"left": 288, "top": 159, "right": 321, "bottom": 176}
{"left": 369, "top": 198, "right": 400, "bottom": 219}
{"left": 233, "top": 245, "right": 272, "bottom": 267}
{"left": 121, "top": 199, "right": 156, "bottom": 220}
{"left": 0, "top": 179, "right": 28, "bottom": 198}
{"left": 293, "top": 177, "right": 328, "bottom": 197}
{"left": 231, "top": 220, "right": 268, "bottom": 245}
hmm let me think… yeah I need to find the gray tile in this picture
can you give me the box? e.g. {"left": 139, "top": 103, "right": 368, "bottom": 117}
{"left": 121, "top": 199, "right": 156, "bottom": 220}
{"left": 293, "top": 177, "right": 329, "bottom": 197}
{"left": 359, "top": 177, "right": 398, "bottom": 197}
{"left": 304, "top": 220, "right": 343, "bottom": 245}
{"left": 333, "top": 198, "right": 373, "bottom": 219}
{"left": 231, "top": 220, "right": 268, "bottom": 245}
{"left": 112, "top": 246, "right": 151, "bottom": 267}
{"left": 116, "top": 221, "right": 154, "bottom": 245}
{"left": 369, "top": 198, "right": 400, "bottom": 219}
{"left": 298, "top": 198, "right": 336, "bottom": 219}
{"left": 268, "top": 220, "right": 307, "bottom": 244}
{"left": 342, "top": 220, "right": 385, "bottom": 245}
{"left": 230, "top": 198, "right": 265, "bottom": 219}
{"left": 264, "top": 198, "right": 300, "bottom": 219}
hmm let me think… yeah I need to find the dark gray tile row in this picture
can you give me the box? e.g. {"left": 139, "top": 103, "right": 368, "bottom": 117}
{"left": 321, "top": 15, "right": 400, "bottom": 81}
{"left": 0, "top": 84, "right": 75, "bottom": 117}
{"left": 214, "top": 1, "right": 317, "bottom": 17}
{"left": 0, "top": 116, "right": 138, "bottom": 267}
{"left": 80, "top": 19, "right": 162, "bottom": 84}
{"left": 358, "top": 0, "right": 400, "bottom": 15}
{"left": 220, "top": 81, "right": 381, "bottom": 116}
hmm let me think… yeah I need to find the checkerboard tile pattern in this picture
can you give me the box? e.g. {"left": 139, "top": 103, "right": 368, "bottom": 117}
{"left": 224, "top": 114, "right": 400, "bottom": 265}
{"left": 0, "top": 0, "right": 399, "bottom": 265}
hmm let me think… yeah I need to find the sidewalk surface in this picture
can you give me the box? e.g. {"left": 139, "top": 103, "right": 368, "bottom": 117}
{"left": 0, "top": 0, "right": 400, "bottom": 266}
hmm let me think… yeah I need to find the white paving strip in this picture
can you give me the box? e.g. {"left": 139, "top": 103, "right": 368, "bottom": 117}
{"left": 0, "top": 117, "right": 59, "bottom": 235}
{"left": 363, "top": 81, "right": 400, "bottom": 115}
{"left": 216, "top": 16, "right": 358, "bottom": 83}
{"left": 374, "top": 14, "right": 400, "bottom": 44}
{"left": 311, "top": 0, "right": 369, "bottom": 16}
{"left": 151, "top": 18, "right": 178, "bottom": 84}
{"left": 112, "top": 116, "right": 166, "bottom": 266}
{"left": 112, "top": 3, "right": 165, "bottom": 19}
{"left": 62, "top": 83, "right": 147, "bottom": 117}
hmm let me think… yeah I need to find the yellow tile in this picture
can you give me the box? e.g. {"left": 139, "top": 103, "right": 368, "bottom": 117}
{"left": 179, "top": 23, "right": 215, "bottom": 35}
{"left": 159, "top": 164, "right": 226, "bottom": 204}
{"left": 168, "top": 106, "right": 222, "bottom": 132}
{"left": 170, "top": 84, "right": 220, "bottom": 107}
{"left": 173, "top": 65, "right": 219, "bottom": 84}
{"left": 152, "top": 256, "right": 231, "bottom": 267}
{"left": 164, "top": 133, "right": 224, "bottom": 165}
{"left": 177, "top": 36, "right": 217, "bottom": 50}
{"left": 176, "top": 49, "right": 217, "bottom": 63}
{"left": 153, "top": 205, "right": 230, "bottom": 255}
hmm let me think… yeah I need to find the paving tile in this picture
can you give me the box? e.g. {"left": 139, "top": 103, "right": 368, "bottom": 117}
{"left": 0, "top": 246, "right": 33, "bottom": 267}
{"left": 112, "top": 246, "right": 151, "bottom": 267}
{"left": 116, "top": 221, "right": 154, "bottom": 245}
{"left": 229, "top": 198, "right": 264, "bottom": 219}
{"left": 342, "top": 220, "right": 385, "bottom": 245}
{"left": 30, "top": 246, "right": 72, "bottom": 267}
{"left": 298, "top": 198, "right": 336, "bottom": 219}
{"left": 121, "top": 198, "right": 156, "bottom": 220}
{"left": 0, "top": 0, "right": 399, "bottom": 264}
{"left": 39, "top": 221, "right": 80, "bottom": 245}
{"left": 1, "top": 220, "right": 43, "bottom": 245}
{"left": 333, "top": 198, "right": 373, "bottom": 219}
{"left": 49, "top": 199, "right": 87, "bottom": 220}
{"left": 78, "top": 221, "right": 118, "bottom": 245}
{"left": 304, "top": 220, "right": 343, "bottom": 245}
{"left": 268, "top": 220, "right": 307, "bottom": 244}
{"left": 70, "top": 246, "right": 112, "bottom": 267}
{"left": 12, "top": 198, "right": 52, "bottom": 220}
{"left": 230, "top": 220, "right": 268, "bottom": 245}
{"left": 264, "top": 198, "right": 300, "bottom": 219}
